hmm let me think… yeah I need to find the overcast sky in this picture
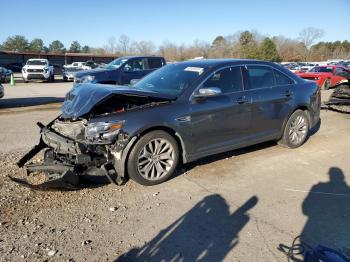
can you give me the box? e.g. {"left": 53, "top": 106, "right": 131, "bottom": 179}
{"left": 1, "top": 0, "right": 349, "bottom": 48}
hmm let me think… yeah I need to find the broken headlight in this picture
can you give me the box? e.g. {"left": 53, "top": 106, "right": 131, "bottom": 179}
{"left": 85, "top": 121, "right": 124, "bottom": 141}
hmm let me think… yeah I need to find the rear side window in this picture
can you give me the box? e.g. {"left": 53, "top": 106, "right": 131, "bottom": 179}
{"left": 203, "top": 66, "right": 243, "bottom": 93}
{"left": 246, "top": 66, "right": 275, "bottom": 89}
{"left": 274, "top": 69, "right": 293, "bottom": 85}
{"left": 147, "top": 58, "right": 163, "bottom": 69}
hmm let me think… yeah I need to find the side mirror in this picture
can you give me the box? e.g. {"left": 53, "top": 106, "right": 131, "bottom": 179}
{"left": 194, "top": 87, "right": 222, "bottom": 98}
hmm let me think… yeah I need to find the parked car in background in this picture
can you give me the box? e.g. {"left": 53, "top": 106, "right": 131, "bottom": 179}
{"left": 0, "top": 67, "right": 12, "bottom": 83}
{"left": 52, "top": 64, "right": 64, "bottom": 75}
{"left": 63, "top": 67, "right": 83, "bottom": 82}
{"left": 64, "top": 62, "right": 85, "bottom": 69}
{"left": 74, "top": 56, "right": 166, "bottom": 85}
{"left": 82, "top": 60, "right": 99, "bottom": 70}
{"left": 296, "top": 65, "right": 350, "bottom": 89}
{"left": 22, "top": 59, "right": 55, "bottom": 82}
{"left": 18, "top": 59, "right": 320, "bottom": 187}
{"left": 5, "top": 63, "right": 24, "bottom": 73}
{"left": 0, "top": 83, "right": 4, "bottom": 98}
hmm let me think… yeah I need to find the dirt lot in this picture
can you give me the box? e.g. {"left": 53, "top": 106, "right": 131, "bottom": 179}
{"left": 0, "top": 82, "right": 349, "bottom": 261}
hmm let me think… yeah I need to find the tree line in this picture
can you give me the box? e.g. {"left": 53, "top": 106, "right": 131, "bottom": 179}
{"left": 0, "top": 36, "right": 91, "bottom": 54}
{"left": 1, "top": 27, "right": 349, "bottom": 62}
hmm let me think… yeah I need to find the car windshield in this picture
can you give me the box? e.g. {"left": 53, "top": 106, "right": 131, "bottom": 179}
{"left": 27, "top": 60, "right": 47, "bottom": 65}
{"left": 106, "top": 58, "right": 128, "bottom": 69}
{"left": 309, "top": 67, "right": 333, "bottom": 73}
{"left": 133, "top": 63, "right": 207, "bottom": 96}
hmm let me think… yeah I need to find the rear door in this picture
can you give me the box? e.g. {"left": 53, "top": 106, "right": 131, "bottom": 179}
{"left": 189, "top": 66, "right": 253, "bottom": 157}
{"left": 244, "top": 65, "right": 294, "bottom": 140}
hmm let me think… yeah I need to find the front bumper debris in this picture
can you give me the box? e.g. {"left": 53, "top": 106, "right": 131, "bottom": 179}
{"left": 15, "top": 121, "right": 127, "bottom": 189}
{"left": 322, "top": 85, "right": 350, "bottom": 113}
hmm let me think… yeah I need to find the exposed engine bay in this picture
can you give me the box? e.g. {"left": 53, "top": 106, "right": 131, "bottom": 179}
{"left": 16, "top": 86, "right": 174, "bottom": 189}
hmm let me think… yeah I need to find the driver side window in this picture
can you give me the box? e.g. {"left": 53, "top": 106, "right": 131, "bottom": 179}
{"left": 124, "top": 59, "right": 145, "bottom": 72}
{"left": 203, "top": 67, "right": 243, "bottom": 93}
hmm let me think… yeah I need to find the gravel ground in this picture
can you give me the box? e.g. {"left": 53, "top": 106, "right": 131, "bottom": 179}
{"left": 1, "top": 84, "right": 350, "bottom": 261}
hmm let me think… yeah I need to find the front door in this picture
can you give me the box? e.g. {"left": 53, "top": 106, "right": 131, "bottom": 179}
{"left": 189, "top": 66, "right": 252, "bottom": 157}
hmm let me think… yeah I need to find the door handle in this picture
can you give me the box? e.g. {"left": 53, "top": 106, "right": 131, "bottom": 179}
{"left": 285, "top": 90, "right": 293, "bottom": 97}
{"left": 236, "top": 96, "right": 249, "bottom": 104}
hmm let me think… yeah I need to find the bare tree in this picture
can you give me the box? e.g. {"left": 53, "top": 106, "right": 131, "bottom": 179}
{"left": 104, "top": 37, "right": 117, "bottom": 54}
{"left": 135, "top": 40, "right": 156, "bottom": 55}
{"left": 299, "top": 27, "right": 324, "bottom": 61}
{"left": 118, "top": 34, "right": 131, "bottom": 55}
{"left": 299, "top": 27, "right": 325, "bottom": 49}
{"left": 273, "top": 36, "right": 306, "bottom": 61}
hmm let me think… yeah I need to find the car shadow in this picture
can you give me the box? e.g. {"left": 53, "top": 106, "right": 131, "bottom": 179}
{"left": 115, "top": 194, "right": 258, "bottom": 261}
{"left": 176, "top": 140, "right": 277, "bottom": 178}
{"left": 0, "top": 97, "right": 64, "bottom": 109}
{"left": 176, "top": 120, "right": 321, "bottom": 178}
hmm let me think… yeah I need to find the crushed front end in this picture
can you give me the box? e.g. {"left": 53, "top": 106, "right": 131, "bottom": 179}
{"left": 16, "top": 117, "right": 130, "bottom": 188}
{"left": 15, "top": 84, "right": 174, "bottom": 188}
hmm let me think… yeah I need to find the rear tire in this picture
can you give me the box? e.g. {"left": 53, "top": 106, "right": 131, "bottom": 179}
{"left": 127, "top": 130, "right": 179, "bottom": 186}
{"left": 278, "top": 110, "right": 310, "bottom": 148}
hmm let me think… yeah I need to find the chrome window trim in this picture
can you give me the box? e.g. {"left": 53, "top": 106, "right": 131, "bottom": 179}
{"left": 190, "top": 65, "right": 245, "bottom": 100}
{"left": 244, "top": 64, "right": 297, "bottom": 91}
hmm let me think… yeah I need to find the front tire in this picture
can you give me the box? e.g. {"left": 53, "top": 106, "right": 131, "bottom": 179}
{"left": 127, "top": 130, "right": 179, "bottom": 186}
{"left": 278, "top": 110, "right": 310, "bottom": 148}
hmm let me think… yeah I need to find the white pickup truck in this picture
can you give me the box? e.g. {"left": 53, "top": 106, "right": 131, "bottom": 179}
{"left": 22, "top": 59, "right": 54, "bottom": 82}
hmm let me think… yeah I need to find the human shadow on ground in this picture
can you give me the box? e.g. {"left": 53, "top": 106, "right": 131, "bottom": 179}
{"left": 116, "top": 194, "right": 258, "bottom": 261}
{"left": 299, "top": 167, "right": 350, "bottom": 257}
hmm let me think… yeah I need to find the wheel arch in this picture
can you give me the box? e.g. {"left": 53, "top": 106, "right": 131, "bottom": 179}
{"left": 119, "top": 125, "right": 189, "bottom": 179}
{"left": 279, "top": 105, "right": 311, "bottom": 139}
{"left": 136, "top": 126, "right": 189, "bottom": 164}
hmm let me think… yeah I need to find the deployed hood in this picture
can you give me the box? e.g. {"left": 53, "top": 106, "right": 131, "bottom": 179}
{"left": 61, "top": 84, "right": 176, "bottom": 119}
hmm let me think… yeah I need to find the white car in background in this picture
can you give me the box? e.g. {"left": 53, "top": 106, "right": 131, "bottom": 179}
{"left": 64, "top": 62, "right": 85, "bottom": 69}
{"left": 81, "top": 60, "right": 99, "bottom": 70}
{"left": 22, "top": 59, "right": 54, "bottom": 82}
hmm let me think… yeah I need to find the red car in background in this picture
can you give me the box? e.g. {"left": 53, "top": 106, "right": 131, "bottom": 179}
{"left": 296, "top": 66, "right": 350, "bottom": 89}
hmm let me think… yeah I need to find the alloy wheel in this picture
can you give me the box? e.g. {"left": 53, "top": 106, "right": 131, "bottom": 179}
{"left": 289, "top": 115, "right": 308, "bottom": 145}
{"left": 137, "top": 138, "right": 175, "bottom": 180}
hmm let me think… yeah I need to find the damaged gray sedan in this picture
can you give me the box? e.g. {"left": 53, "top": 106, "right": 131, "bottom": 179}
{"left": 17, "top": 59, "right": 321, "bottom": 187}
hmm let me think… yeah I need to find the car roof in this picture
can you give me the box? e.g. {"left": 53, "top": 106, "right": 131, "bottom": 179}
{"left": 171, "top": 59, "right": 275, "bottom": 68}
{"left": 121, "top": 56, "right": 165, "bottom": 59}
{"left": 28, "top": 58, "right": 47, "bottom": 61}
